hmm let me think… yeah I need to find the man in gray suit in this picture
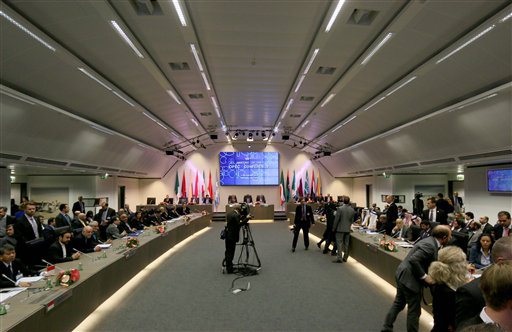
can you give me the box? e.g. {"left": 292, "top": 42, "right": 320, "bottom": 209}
{"left": 332, "top": 196, "right": 355, "bottom": 263}
{"left": 382, "top": 225, "right": 452, "bottom": 332}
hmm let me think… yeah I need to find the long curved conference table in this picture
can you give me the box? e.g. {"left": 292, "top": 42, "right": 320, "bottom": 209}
{"left": 1, "top": 214, "right": 210, "bottom": 332}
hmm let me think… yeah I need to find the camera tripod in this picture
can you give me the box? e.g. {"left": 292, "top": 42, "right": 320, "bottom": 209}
{"left": 222, "top": 222, "right": 261, "bottom": 275}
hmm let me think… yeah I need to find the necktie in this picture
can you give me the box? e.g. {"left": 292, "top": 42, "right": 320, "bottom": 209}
{"left": 8, "top": 264, "right": 13, "bottom": 278}
{"left": 429, "top": 209, "right": 434, "bottom": 222}
{"left": 505, "top": 227, "right": 510, "bottom": 237}
{"left": 29, "top": 217, "right": 39, "bottom": 238}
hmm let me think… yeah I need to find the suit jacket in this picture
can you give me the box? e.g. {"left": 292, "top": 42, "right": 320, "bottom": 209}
{"left": 46, "top": 241, "right": 74, "bottom": 264}
{"left": 432, "top": 283, "right": 456, "bottom": 332}
{"left": 226, "top": 210, "right": 241, "bottom": 242}
{"left": 493, "top": 223, "right": 511, "bottom": 240}
{"left": 450, "top": 196, "right": 463, "bottom": 207}
{"left": 0, "top": 259, "right": 37, "bottom": 288}
{"left": 72, "top": 201, "right": 85, "bottom": 214}
{"left": 15, "top": 215, "right": 43, "bottom": 242}
{"left": 55, "top": 213, "right": 73, "bottom": 228}
{"left": 422, "top": 208, "right": 448, "bottom": 225}
{"left": 332, "top": 204, "right": 355, "bottom": 233}
{"left": 481, "top": 223, "right": 494, "bottom": 235}
{"left": 455, "top": 277, "right": 484, "bottom": 329}
{"left": 176, "top": 206, "right": 190, "bottom": 216}
{"left": 94, "top": 208, "right": 116, "bottom": 222}
{"left": 468, "top": 246, "right": 492, "bottom": 269}
{"left": 0, "top": 215, "right": 15, "bottom": 238}
{"left": 106, "top": 223, "right": 124, "bottom": 239}
{"left": 294, "top": 204, "right": 314, "bottom": 228}
{"left": 385, "top": 203, "right": 399, "bottom": 234}
{"left": 202, "top": 197, "right": 213, "bottom": 204}
{"left": 456, "top": 315, "right": 484, "bottom": 331}
{"left": 396, "top": 236, "right": 439, "bottom": 293}
{"left": 72, "top": 233, "right": 96, "bottom": 253}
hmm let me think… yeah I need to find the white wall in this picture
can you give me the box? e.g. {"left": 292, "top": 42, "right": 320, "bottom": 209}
{"left": 352, "top": 175, "right": 393, "bottom": 208}
{"left": 464, "top": 164, "right": 512, "bottom": 225}
{"left": 28, "top": 175, "right": 96, "bottom": 207}
{"left": 139, "top": 143, "right": 352, "bottom": 211}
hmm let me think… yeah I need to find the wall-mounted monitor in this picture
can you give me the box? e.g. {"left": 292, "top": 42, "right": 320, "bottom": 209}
{"left": 487, "top": 169, "right": 512, "bottom": 192}
{"left": 219, "top": 152, "right": 279, "bottom": 186}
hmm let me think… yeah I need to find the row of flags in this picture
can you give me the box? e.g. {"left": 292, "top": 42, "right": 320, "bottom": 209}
{"left": 173, "top": 168, "right": 322, "bottom": 209}
{"left": 280, "top": 169, "right": 322, "bottom": 206}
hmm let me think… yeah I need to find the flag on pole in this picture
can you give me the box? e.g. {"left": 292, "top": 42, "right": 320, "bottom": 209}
{"left": 208, "top": 171, "right": 213, "bottom": 199}
{"left": 174, "top": 171, "right": 180, "bottom": 198}
{"left": 181, "top": 171, "right": 187, "bottom": 198}
{"left": 279, "top": 170, "right": 285, "bottom": 206}
{"left": 201, "top": 170, "right": 206, "bottom": 199}
{"left": 292, "top": 170, "right": 296, "bottom": 200}
{"left": 194, "top": 170, "right": 199, "bottom": 198}
{"left": 316, "top": 175, "right": 320, "bottom": 196}
{"left": 304, "top": 171, "right": 309, "bottom": 197}
{"left": 286, "top": 170, "right": 290, "bottom": 202}
{"left": 298, "top": 178, "right": 303, "bottom": 198}
{"left": 214, "top": 170, "right": 220, "bottom": 209}
{"left": 310, "top": 169, "right": 315, "bottom": 198}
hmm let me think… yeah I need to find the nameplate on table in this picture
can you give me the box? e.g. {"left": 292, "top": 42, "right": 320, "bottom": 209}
{"left": 45, "top": 289, "right": 73, "bottom": 313}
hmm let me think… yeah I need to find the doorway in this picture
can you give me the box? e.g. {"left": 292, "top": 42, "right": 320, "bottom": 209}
{"left": 366, "top": 184, "right": 372, "bottom": 208}
{"left": 118, "top": 186, "right": 126, "bottom": 210}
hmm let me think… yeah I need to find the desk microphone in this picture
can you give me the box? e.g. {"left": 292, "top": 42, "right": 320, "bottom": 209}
{"left": 41, "top": 259, "right": 64, "bottom": 271}
{"left": 1, "top": 273, "right": 17, "bottom": 285}
{"left": 73, "top": 248, "right": 93, "bottom": 260}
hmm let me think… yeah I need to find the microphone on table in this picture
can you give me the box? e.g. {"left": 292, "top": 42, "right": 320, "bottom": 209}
{"left": 41, "top": 259, "right": 64, "bottom": 271}
{"left": 73, "top": 248, "right": 94, "bottom": 260}
{"left": 1, "top": 274, "right": 17, "bottom": 285}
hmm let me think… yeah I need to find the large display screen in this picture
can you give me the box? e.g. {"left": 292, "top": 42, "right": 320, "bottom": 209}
{"left": 487, "top": 169, "right": 512, "bottom": 192}
{"left": 219, "top": 152, "right": 279, "bottom": 186}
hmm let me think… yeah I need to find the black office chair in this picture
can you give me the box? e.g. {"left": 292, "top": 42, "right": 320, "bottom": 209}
{"left": 228, "top": 195, "right": 238, "bottom": 204}
{"left": 178, "top": 197, "right": 188, "bottom": 204}
{"left": 256, "top": 195, "right": 266, "bottom": 203}
{"left": 243, "top": 195, "right": 253, "bottom": 203}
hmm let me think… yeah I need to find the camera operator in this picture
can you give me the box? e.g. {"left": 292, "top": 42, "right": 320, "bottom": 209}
{"left": 224, "top": 203, "right": 251, "bottom": 274}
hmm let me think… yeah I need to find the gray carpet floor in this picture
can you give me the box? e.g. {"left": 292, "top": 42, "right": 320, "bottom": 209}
{"left": 85, "top": 222, "right": 429, "bottom": 331}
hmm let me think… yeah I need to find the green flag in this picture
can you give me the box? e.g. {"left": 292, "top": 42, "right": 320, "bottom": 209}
{"left": 174, "top": 171, "right": 180, "bottom": 196}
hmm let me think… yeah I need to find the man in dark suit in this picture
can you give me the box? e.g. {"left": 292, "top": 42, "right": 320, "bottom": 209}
{"left": 224, "top": 205, "right": 243, "bottom": 274}
{"left": 202, "top": 194, "right": 213, "bottom": 204}
{"left": 0, "top": 244, "right": 38, "bottom": 288}
{"left": 455, "top": 236, "right": 512, "bottom": 329}
{"left": 55, "top": 203, "right": 73, "bottom": 228}
{"left": 14, "top": 202, "right": 43, "bottom": 243}
{"left": 385, "top": 195, "right": 398, "bottom": 236}
{"left": 94, "top": 202, "right": 116, "bottom": 241}
{"left": 72, "top": 226, "right": 101, "bottom": 254}
{"left": 422, "top": 197, "right": 448, "bottom": 225}
{"left": 72, "top": 196, "right": 85, "bottom": 214}
{"left": 493, "top": 211, "right": 511, "bottom": 240}
{"left": 458, "top": 263, "right": 512, "bottom": 330}
{"left": 0, "top": 207, "right": 15, "bottom": 238}
{"left": 332, "top": 196, "right": 355, "bottom": 263}
{"left": 46, "top": 229, "right": 81, "bottom": 264}
{"left": 292, "top": 198, "right": 315, "bottom": 252}
{"left": 382, "top": 225, "right": 452, "bottom": 332}
{"left": 436, "top": 193, "right": 453, "bottom": 214}
{"left": 176, "top": 203, "right": 190, "bottom": 216}
{"left": 479, "top": 216, "right": 494, "bottom": 234}
{"left": 450, "top": 191, "right": 463, "bottom": 213}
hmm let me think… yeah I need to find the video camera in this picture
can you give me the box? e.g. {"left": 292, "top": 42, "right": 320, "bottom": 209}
{"left": 239, "top": 203, "right": 253, "bottom": 224}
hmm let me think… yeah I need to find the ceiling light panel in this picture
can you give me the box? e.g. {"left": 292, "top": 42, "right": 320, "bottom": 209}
{"left": 172, "top": 0, "right": 188, "bottom": 27}
{"left": 110, "top": 20, "right": 144, "bottom": 58}
{"left": 0, "top": 10, "right": 56, "bottom": 52}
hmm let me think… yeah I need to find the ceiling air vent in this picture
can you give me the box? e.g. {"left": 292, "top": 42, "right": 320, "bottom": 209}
{"left": 169, "top": 62, "right": 190, "bottom": 70}
{"left": 394, "top": 163, "right": 418, "bottom": 169}
{"left": 25, "top": 157, "right": 67, "bottom": 166}
{"left": 347, "top": 9, "right": 379, "bottom": 26}
{"left": 0, "top": 153, "right": 22, "bottom": 160}
{"left": 316, "top": 66, "right": 336, "bottom": 75}
{"left": 420, "top": 158, "right": 456, "bottom": 166}
{"left": 289, "top": 114, "right": 301, "bottom": 118}
{"left": 99, "top": 167, "right": 119, "bottom": 172}
{"left": 200, "top": 112, "right": 212, "bottom": 116}
{"left": 188, "top": 93, "right": 204, "bottom": 99}
{"left": 300, "top": 96, "right": 315, "bottom": 101}
{"left": 131, "top": 0, "right": 163, "bottom": 16}
{"left": 69, "top": 163, "right": 98, "bottom": 170}
{"left": 459, "top": 149, "right": 512, "bottom": 161}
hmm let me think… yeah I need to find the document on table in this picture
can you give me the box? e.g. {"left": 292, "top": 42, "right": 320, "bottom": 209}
{"left": 98, "top": 243, "right": 112, "bottom": 249}
{"left": 0, "top": 287, "right": 26, "bottom": 302}
{"left": 17, "top": 276, "right": 44, "bottom": 283}
{"left": 395, "top": 241, "right": 414, "bottom": 248}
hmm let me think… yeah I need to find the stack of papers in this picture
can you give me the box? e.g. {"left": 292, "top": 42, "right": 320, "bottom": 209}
{"left": 0, "top": 288, "right": 26, "bottom": 302}
{"left": 395, "top": 241, "right": 414, "bottom": 248}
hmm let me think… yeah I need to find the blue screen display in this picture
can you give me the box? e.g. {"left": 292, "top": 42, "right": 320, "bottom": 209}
{"left": 487, "top": 169, "right": 512, "bottom": 192}
{"left": 219, "top": 152, "right": 279, "bottom": 186}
